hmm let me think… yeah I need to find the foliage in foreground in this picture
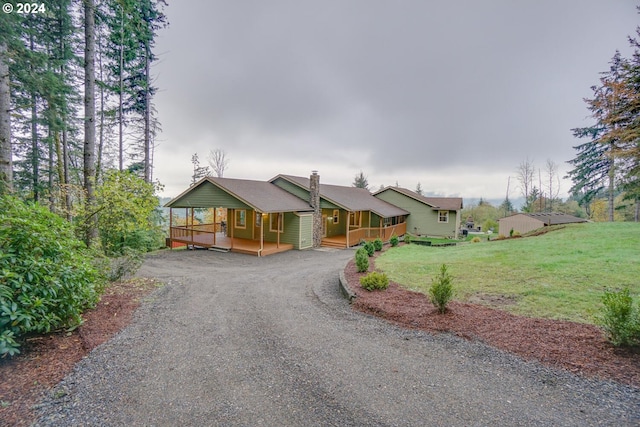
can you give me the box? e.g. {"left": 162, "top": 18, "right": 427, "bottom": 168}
{"left": 355, "top": 248, "right": 369, "bottom": 273}
{"left": 360, "top": 271, "right": 390, "bottom": 291}
{"left": 390, "top": 235, "right": 399, "bottom": 247}
{"left": 0, "top": 197, "right": 104, "bottom": 356}
{"left": 429, "top": 264, "right": 454, "bottom": 314}
{"left": 596, "top": 288, "right": 640, "bottom": 347}
{"left": 92, "top": 170, "right": 165, "bottom": 256}
{"left": 373, "top": 238, "right": 383, "bottom": 251}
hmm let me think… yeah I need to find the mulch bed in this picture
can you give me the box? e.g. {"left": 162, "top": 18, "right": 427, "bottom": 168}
{"left": 345, "top": 248, "right": 640, "bottom": 388}
{"left": 0, "top": 278, "right": 160, "bottom": 427}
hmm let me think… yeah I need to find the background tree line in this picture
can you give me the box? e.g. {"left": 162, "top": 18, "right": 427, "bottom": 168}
{"left": 567, "top": 10, "right": 640, "bottom": 222}
{"left": 0, "top": 0, "right": 168, "bottom": 355}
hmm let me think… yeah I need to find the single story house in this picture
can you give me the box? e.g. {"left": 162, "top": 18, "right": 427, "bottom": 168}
{"left": 498, "top": 212, "right": 588, "bottom": 236}
{"left": 165, "top": 172, "right": 463, "bottom": 255}
{"left": 373, "top": 186, "right": 463, "bottom": 239}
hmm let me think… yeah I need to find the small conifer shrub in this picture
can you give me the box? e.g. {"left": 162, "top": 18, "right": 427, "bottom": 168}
{"left": 360, "top": 271, "right": 390, "bottom": 291}
{"left": 355, "top": 248, "right": 369, "bottom": 273}
{"left": 429, "top": 264, "right": 454, "bottom": 314}
{"left": 390, "top": 235, "right": 399, "bottom": 247}
{"left": 373, "top": 238, "right": 383, "bottom": 251}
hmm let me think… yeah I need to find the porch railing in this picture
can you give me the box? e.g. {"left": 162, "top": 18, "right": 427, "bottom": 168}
{"left": 170, "top": 223, "right": 222, "bottom": 245}
{"left": 347, "top": 222, "right": 406, "bottom": 245}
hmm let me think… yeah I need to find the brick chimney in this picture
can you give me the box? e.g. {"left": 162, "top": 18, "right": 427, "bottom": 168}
{"left": 310, "top": 171, "right": 322, "bottom": 247}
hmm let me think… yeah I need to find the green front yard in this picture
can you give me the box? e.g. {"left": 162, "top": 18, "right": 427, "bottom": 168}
{"left": 376, "top": 222, "right": 640, "bottom": 324}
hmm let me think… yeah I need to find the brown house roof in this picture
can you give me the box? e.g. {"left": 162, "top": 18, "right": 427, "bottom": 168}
{"left": 502, "top": 212, "right": 588, "bottom": 226}
{"left": 373, "top": 186, "right": 463, "bottom": 211}
{"left": 273, "top": 175, "right": 409, "bottom": 218}
{"left": 166, "top": 177, "right": 313, "bottom": 213}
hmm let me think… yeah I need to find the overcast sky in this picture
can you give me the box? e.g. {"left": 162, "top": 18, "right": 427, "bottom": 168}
{"left": 153, "top": 1, "right": 637, "bottom": 202}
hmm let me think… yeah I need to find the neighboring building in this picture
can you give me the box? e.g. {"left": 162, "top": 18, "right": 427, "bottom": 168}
{"left": 373, "top": 187, "right": 463, "bottom": 239}
{"left": 498, "top": 212, "right": 588, "bottom": 236}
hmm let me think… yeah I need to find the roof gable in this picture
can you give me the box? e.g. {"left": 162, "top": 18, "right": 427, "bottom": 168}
{"left": 373, "top": 186, "right": 463, "bottom": 211}
{"left": 165, "top": 177, "right": 313, "bottom": 213}
{"left": 270, "top": 174, "right": 409, "bottom": 217}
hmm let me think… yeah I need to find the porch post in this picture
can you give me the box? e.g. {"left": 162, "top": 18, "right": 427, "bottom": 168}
{"left": 230, "top": 209, "right": 234, "bottom": 250}
{"left": 169, "top": 208, "right": 173, "bottom": 249}
{"left": 346, "top": 211, "right": 350, "bottom": 248}
{"left": 276, "top": 213, "right": 281, "bottom": 248}
{"left": 379, "top": 218, "right": 383, "bottom": 240}
{"left": 213, "top": 206, "right": 217, "bottom": 245}
{"left": 260, "top": 212, "right": 264, "bottom": 256}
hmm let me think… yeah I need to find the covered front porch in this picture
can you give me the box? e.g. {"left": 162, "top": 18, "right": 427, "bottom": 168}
{"left": 169, "top": 225, "right": 294, "bottom": 256}
{"left": 321, "top": 221, "right": 407, "bottom": 248}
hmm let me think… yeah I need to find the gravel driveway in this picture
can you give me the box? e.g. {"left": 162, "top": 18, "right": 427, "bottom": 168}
{"left": 35, "top": 249, "right": 639, "bottom": 426}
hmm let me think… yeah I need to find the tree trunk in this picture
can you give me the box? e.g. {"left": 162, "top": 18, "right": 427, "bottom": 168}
{"left": 118, "top": 3, "right": 124, "bottom": 171}
{"left": 143, "top": 43, "right": 151, "bottom": 183}
{"left": 0, "top": 42, "right": 13, "bottom": 195}
{"left": 84, "top": 0, "right": 98, "bottom": 245}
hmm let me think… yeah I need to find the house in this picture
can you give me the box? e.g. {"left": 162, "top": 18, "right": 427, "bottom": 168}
{"left": 497, "top": 212, "right": 588, "bottom": 236}
{"left": 270, "top": 174, "right": 409, "bottom": 248}
{"left": 165, "top": 172, "right": 464, "bottom": 255}
{"left": 165, "top": 176, "right": 314, "bottom": 256}
{"left": 372, "top": 187, "right": 463, "bottom": 239}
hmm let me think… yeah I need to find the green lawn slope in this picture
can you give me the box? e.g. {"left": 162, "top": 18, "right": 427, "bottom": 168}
{"left": 375, "top": 222, "right": 640, "bottom": 324}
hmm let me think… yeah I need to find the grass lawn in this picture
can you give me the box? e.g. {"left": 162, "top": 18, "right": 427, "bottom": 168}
{"left": 376, "top": 222, "right": 640, "bottom": 324}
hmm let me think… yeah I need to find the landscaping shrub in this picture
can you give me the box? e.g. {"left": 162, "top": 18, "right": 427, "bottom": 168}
{"left": 360, "top": 271, "right": 390, "bottom": 291}
{"left": 596, "top": 288, "right": 640, "bottom": 347}
{"left": 429, "top": 264, "right": 454, "bottom": 314}
{"left": 364, "top": 241, "right": 375, "bottom": 257}
{"left": 471, "top": 236, "right": 481, "bottom": 243}
{"left": 373, "top": 238, "right": 383, "bottom": 251}
{"left": 390, "top": 235, "right": 399, "bottom": 247}
{"left": 0, "top": 196, "right": 104, "bottom": 356}
{"left": 355, "top": 248, "right": 369, "bottom": 273}
{"left": 404, "top": 234, "right": 412, "bottom": 244}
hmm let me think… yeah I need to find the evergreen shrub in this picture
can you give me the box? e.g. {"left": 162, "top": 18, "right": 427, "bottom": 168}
{"left": 596, "top": 288, "right": 640, "bottom": 347}
{"left": 390, "top": 235, "right": 399, "bottom": 247}
{"left": 360, "top": 271, "right": 390, "bottom": 291}
{"left": 355, "top": 248, "right": 369, "bottom": 273}
{"left": 364, "top": 241, "right": 375, "bottom": 257}
{"left": 373, "top": 238, "right": 383, "bottom": 251}
{"left": 429, "top": 264, "right": 454, "bottom": 314}
{"left": 404, "top": 234, "right": 412, "bottom": 244}
{"left": 0, "top": 197, "right": 103, "bottom": 356}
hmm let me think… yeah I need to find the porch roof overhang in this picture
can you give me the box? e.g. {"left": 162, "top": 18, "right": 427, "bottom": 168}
{"left": 165, "top": 177, "right": 313, "bottom": 214}
{"left": 373, "top": 186, "right": 464, "bottom": 211}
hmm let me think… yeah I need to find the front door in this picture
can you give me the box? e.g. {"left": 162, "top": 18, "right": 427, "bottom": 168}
{"left": 322, "top": 214, "right": 327, "bottom": 237}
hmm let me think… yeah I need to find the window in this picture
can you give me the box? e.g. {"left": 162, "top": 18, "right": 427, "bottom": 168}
{"left": 255, "top": 212, "right": 262, "bottom": 227}
{"left": 235, "top": 209, "right": 246, "bottom": 228}
{"left": 270, "top": 213, "right": 283, "bottom": 232}
{"left": 332, "top": 210, "right": 339, "bottom": 224}
{"left": 350, "top": 211, "right": 361, "bottom": 227}
{"left": 438, "top": 210, "right": 449, "bottom": 223}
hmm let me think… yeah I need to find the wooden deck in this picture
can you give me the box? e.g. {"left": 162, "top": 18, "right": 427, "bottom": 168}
{"left": 169, "top": 229, "right": 293, "bottom": 256}
{"left": 322, "top": 223, "right": 407, "bottom": 249}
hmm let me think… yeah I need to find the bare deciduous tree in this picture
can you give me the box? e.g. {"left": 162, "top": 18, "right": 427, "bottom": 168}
{"left": 208, "top": 148, "right": 229, "bottom": 178}
{"left": 544, "top": 158, "right": 561, "bottom": 211}
{"left": 516, "top": 157, "right": 535, "bottom": 202}
{"left": 0, "top": 41, "right": 12, "bottom": 195}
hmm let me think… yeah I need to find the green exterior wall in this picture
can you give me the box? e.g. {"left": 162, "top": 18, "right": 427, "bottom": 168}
{"left": 271, "top": 177, "right": 339, "bottom": 209}
{"left": 298, "top": 214, "right": 313, "bottom": 249}
{"left": 169, "top": 181, "right": 251, "bottom": 209}
{"left": 322, "top": 208, "right": 347, "bottom": 237}
{"left": 375, "top": 190, "right": 459, "bottom": 237}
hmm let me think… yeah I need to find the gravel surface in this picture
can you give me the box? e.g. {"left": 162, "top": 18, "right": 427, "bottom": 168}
{"left": 34, "top": 249, "right": 640, "bottom": 426}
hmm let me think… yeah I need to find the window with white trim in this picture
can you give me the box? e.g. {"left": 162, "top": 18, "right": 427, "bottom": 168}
{"left": 438, "top": 210, "right": 449, "bottom": 223}
{"left": 332, "top": 209, "right": 339, "bottom": 224}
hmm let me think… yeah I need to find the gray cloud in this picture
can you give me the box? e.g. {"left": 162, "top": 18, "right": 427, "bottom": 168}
{"left": 154, "top": 0, "right": 637, "bottom": 198}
